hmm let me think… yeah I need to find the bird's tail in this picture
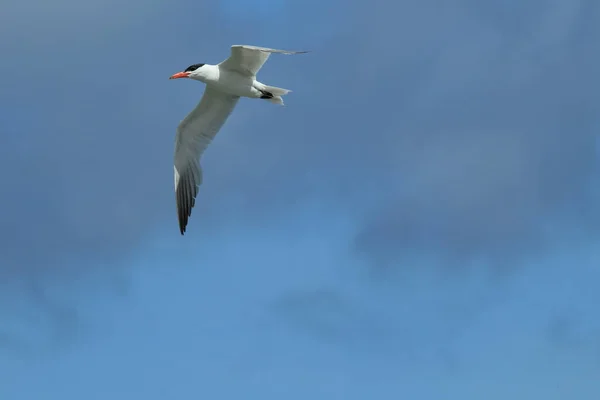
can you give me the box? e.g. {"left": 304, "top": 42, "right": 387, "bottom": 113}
{"left": 265, "top": 95, "right": 285, "bottom": 105}
{"left": 255, "top": 82, "right": 291, "bottom": 106}
{"left": 260, "top": 84, "right": 291, "bottom": 97}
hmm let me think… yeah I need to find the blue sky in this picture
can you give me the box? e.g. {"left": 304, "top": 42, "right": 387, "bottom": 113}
{"left": 1, "top": 0, "right": 599, "bottom": 398}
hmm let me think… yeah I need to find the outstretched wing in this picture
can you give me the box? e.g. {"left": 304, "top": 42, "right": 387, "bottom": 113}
{"left": 173, "top": 86, "right": 240, "bottom": 234}
{"left": 218, "top": 44, "right": 308, "bottom": 77}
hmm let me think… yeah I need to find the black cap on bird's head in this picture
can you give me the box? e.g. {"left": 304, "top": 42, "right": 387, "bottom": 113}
{"left": 169, "top": 63, "right": 205, "bottom": 79}
{"left": 184, "top": 63, "right": 205, "bottom": 72}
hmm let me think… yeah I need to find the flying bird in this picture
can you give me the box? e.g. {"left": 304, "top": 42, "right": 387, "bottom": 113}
{"left": 169, "top": 44, "right": 308, "bottom": 235}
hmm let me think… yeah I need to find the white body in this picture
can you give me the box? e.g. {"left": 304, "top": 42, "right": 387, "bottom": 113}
{"left": 172, "top": 45, "right": 308, "bottom": 234}
{"left": 190, "top": 64, "right": 265, "bottom": 98}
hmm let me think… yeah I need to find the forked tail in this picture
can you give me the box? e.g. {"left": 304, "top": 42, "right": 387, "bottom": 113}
{"left": 255, "top": 82, "right": 291, "bottom": 106}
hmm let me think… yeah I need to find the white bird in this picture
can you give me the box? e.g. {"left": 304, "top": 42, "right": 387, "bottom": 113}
{"left": 169, "top": 44, "right": 308, "bottom": 234}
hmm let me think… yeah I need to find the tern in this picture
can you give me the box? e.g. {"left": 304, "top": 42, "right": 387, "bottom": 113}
{"left": 169, "top": 45, "right": 307, "bottom": 235}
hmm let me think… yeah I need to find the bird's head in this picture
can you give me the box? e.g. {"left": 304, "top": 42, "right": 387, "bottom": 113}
{"left": 169, "top": 63, "right": 206, "bottom": 81}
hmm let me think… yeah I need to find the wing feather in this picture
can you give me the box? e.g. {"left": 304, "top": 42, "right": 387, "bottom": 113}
{"left": 218, "top": 44, "right": 308, "bottom": 77}
{"left": 174, "top": 86, "right": 239, "bottom": 234}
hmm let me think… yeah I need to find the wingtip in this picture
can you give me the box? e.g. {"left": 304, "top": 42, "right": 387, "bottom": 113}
{"left": 179, "top": 217, "right": 188, "bottom": 235}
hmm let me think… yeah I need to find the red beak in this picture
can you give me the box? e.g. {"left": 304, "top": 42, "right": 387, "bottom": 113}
{"left": 169, "top": 71, "right": 190, "bottom": 79}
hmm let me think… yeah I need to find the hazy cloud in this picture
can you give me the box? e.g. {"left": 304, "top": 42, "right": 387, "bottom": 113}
{"left": 1, "top": 0, "right": 599, "bottom": 357}
{"left": 347, "top": 0, "right": 600, "bottom": 269}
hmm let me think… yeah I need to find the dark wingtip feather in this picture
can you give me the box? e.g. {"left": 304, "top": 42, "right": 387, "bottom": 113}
{"left": 176, "top": 166, "right": 199, "bottom": 236}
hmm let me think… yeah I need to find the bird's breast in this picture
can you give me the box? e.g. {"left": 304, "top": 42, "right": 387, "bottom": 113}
{"left": 211, "top": 70, "right": 255, "bottom": 97}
